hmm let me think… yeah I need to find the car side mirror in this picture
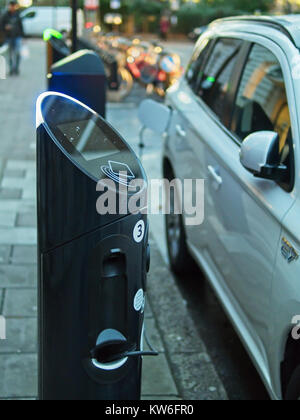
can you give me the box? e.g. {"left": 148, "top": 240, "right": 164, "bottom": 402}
{"left": 22, "top": 11, "right": 36, "bottom": 19}
{"left": 137, "top": 99, "right": 172, "bottom": 157}
{"left": 138, "top": 99, "right": 171, "bottom": 135}
{"left": 240, "top": 131, "right": 287, "bottom": 182}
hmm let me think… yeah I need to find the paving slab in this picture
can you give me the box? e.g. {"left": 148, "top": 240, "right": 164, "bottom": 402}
{"left": 0, "top": 246, "right": 11, "bottom": 264}
{"left": 0, "top": 159, "right": 4, "bottom": 180}
{"left": 144, "top": 318, "right": 165, "bottom": 354}
{"left": 11, "top": 246, "right": 37, "bottom": 264}
{"left": 0, "top": 228, "right": 37, "bottom": 246}
{"left": 148, "top": 255, "right": 206, "bottom": 354}
{"left": 0, "top": 318, "right": 37, "bottom": 353}
{"left": 0, "top": 188, "right": 22, "bottom": 200}
{"left": 16, "top": 213, "right": 37, "bottom": 228}
{"left": 3, "top": 169, "right": 26, "bottom": 178}
{"left": 3, "top": 289, "right": 37, "bottom": 317}
{"left": 142, "top": 353, "right": 179, "bottom": 397}
{"left": 22, "top": 187, "right": 36, "bottom": 200}
{"left": 0, "top": 200, "right": 36, "bottom": 214}
{"left": 0, "top": 265, "right": 37, "bottom": 288}
{"left": 0, "top": 354, "right": 37, "bottom": 399}
{"left": 142, "top": 396, "right": 182, "bottom": 400}
{"left": 1, "top": 177, "right": 31, "bottom": 189}
{"left": 2, "top": 398, "right": 36, "bottom": 400}
{"left": 1, "top": 177, "right": 36, "bottom": 199}
{"left": 0, "top": 211, "right": 16, "bottom": 228}
{"left": 147, "top": 240, "right": 228, "bottom": 400}
{"left": 170, "top": 353, "right": 227, "bottom": 400}
{"left": 0, "top": 288, "right": 3, "bottom": 312}
{"left": 144, "top": 301, "right": 154, "bottom": 319}
{"left": 6, "top": 161, "right": 36, "bottom": 171}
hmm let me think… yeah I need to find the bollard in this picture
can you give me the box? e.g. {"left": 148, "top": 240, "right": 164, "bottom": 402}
{"left": 36, "top": 92, "right": 156, "bottom": 400}
{"left": 43, "top": 30, "right": 70, "bottom": 74}
{"left": 77, "top": 37, "right": 120, "bottom": 91}
{"left": 48, "top": 50, "right": 107, "bottom": 118}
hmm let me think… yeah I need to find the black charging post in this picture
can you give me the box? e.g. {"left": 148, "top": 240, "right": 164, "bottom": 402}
{"left": 36, "top": 92, "right": 157, "bottom": 400}
{"left": 48, "top": 50, "right": 107, "bottom": 118}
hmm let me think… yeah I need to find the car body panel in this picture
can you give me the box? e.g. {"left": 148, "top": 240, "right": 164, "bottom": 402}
{"left": 164, "top": 20, "right": 300, "bottom": 400}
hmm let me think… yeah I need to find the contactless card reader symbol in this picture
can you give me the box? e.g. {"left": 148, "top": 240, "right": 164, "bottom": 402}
{"left": 101, "top": 161, "right": 136, "bottom": 187}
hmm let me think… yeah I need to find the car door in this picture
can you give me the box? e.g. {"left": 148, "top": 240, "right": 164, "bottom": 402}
{"left": 202, "top": 41, "right": 296, "bottom": 361}
{"left": 165, "top": 36, "right": 215, "bottom": 248}
{"left": 169, "top": 37, "right": 247, "bottom": 268}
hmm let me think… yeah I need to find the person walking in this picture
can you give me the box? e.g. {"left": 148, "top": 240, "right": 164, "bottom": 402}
{"left": 2, "top": 1, "right": 24, "bottom": 76}
{"left": 159, "top": 16, "right": 170, "bottom": 41}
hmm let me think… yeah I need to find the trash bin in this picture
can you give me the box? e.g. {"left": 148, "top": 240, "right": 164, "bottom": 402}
{"left": 36, "top": 92, "right": 154, "bottom": 400}
{"left": 48, "top": 49, "right": 107, "bottom": 118}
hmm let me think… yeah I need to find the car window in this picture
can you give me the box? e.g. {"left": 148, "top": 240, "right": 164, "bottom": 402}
{"left": 232, "top": 44, "right": 294, "bottom": 191}
{"left": 186, "top": 38, "right": 212, "bottom": 90}
{"left": 197, "top": 38, "right": 242, "bottom": 124}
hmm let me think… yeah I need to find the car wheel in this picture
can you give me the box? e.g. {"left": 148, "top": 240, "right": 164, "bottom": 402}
{"left": 285, "top": 365, "right": 300, "bottom": 400}
{"left": 165, "top": 179, "right": 196, "bottom": 275}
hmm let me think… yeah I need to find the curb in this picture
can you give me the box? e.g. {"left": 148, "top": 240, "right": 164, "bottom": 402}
{"left": 147, "top": 236, "right": 228, "bottom": 400}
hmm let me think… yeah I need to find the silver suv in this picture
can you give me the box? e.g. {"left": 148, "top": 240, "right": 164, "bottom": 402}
{"left": 158, "top": 16, "right": 300, "bottom": 400}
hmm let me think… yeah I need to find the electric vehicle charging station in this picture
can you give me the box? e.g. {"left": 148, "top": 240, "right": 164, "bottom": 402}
{"left": 48, "top": 50, "right": 107, "bottom": 118}
{"left": 36, "top": 92, "right": 156, "bottom": 400}
{"left": 43, "top": 30, "right": 70, "bottom": 74}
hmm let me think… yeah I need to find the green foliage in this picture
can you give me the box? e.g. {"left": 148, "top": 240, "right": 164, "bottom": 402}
{"left": 129, "top": 0, "right": 165, "bottom": 16}
{"left": 203, "top": 0, "right": 274, "bottom": 13}
{"left": 25, "top": 0, "right": 83, "bottom": 7}
{"left": 123, "top": 0, "right": 165, "bottom": 33}
{"left": 175, "top": 3, "right": 240, "bottom": 34}
{"left": 174, "top": 0, "right": 275, "bottom": 34}
{"left": 19, "top": 0, "right": 276, "bottom": 35}
{"left": 97, "top": 0, "right": 165, "bottom": 18}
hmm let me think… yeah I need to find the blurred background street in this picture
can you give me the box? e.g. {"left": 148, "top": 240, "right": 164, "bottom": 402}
{"left": 0, "top": 39, "right": 227, "bottom": 401}
{"left": 0, "top": 36, "right": 270, "bottom": 400}
{"left": 1, "top": 0, "right": 298, "bottom": 402}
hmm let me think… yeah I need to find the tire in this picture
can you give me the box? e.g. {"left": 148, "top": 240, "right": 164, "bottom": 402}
{"left": 165, "top": 176, "right": 196, "bottom": 275}
{"left": 285, "top": 365, "right": 300, "bottom": 400}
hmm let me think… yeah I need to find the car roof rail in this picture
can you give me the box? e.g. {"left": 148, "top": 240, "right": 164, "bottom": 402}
{"left": 211, "top": 16, "right": 300, "bottom": 49}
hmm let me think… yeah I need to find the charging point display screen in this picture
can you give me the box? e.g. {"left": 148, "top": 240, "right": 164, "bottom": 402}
{"left": 57, "top": 120, "right": 119, "bottom": 161}
{"left": 40, "top": 94, "right": 145, "bottom": 183}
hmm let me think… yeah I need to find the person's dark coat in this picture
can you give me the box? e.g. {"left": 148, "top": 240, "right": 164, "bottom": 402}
{"left": 2, "top": 10, "right": 24, "bottom": 39}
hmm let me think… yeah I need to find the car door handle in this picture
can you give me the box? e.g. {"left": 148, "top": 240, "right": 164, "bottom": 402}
{"left": 208, "top": 165, "right": 223, "bottom": 188}
{"left": 176, "top": 124, "right": 186, "bottom": 138}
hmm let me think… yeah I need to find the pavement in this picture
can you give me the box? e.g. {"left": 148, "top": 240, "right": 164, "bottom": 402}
{"left": 0, "top": 39, "right": 227, "bottom": 400}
